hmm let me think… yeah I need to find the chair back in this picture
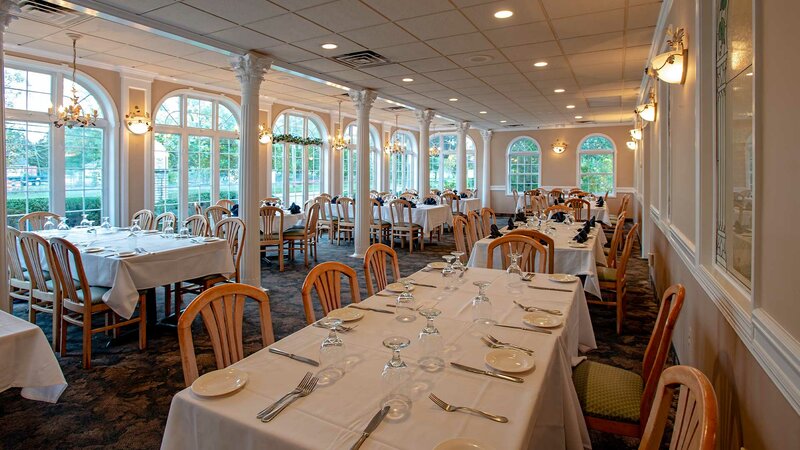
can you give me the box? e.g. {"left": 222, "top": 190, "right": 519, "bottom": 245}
{"left": 399, "top": 192, "right": 416, "bottom": 201}
{"left": 614, "top": 223, "right": 639, "bottom": 282}
{"left": 18, "top": 232, "right": 57, "bottom": 295}
{"left": 337, "top": 197, "right": 355, "bottom": 225}
{"left": 544, "top": 205, "right": 571, "bottom": 217}
{"left": 467, "top": 210, "right": 483, "bottom": 240}
{"left": 6, "top": 227, "right": 26, "bottom": 282}
{"left": 205, "top": 205, "right": 231, "bottom": 230}
{"left": 301, "top": 262, "right": 361, "bottom": 324}
{"left": 511, "top": 189, "right": 519, "bottom": 209}
{"left": 639, "top": 284, "right": 687, "bottom": 429}
{"left": 259, "top": 206, "right": 284, "bottom": 245}
{"left": 523, "top": 190, "right": 536, "bottom": 212}
{"left": 442, "top": 192, "right": 460, "bottom": 214}
{"left": 548, "top": 189, "right": 563, "bottom": 204}
{"left": 480, "top": 208, "right": 496, "bottom": 236}
{"left": 388, "top": 199, "right": 413, "bottom": 227}
{"left": 363, "top": 243, "right": 400, "bottom": 296}
{"left": 214, "top": 217, "right": 246, "bottom": 283}
{"left": 565, "top": 198, "right": 591, "bottom": 221}
{"left": 316, "top": 196, "right": 335, "bottom": 223}
{"left": 422, "top": 193, "right": 440, "bottom": 205}
{"left": 606, "top": 212, "right": 627, "bottom": 268}
{"left": 568, "top": 188, "right": 583, "bottom": 196}
{"left": 183, "top": 214, "right": 209, "bottom": 237}
{"left": 177, "top": 283, "right": 274, "bottom": 386}
{"left": 639, "top": 365, "right": 717, "bottom": 450}
{"left": 616, "top": 194, "right": 630, "bottom": 218}
{"left": 192, "top": 202, "right": 203, "bottom": 215}
{"left": 507, "top": 229, "right": 555, "bottom": 273}
{"left": 216, "top": 199, "right": 235, "bottom": 209}
{"left": 452, "top": 215, "right": 472, "bottom": 257}
{"left": 370, "top": 198, "right": 384, "bottom": 225}
{"left": 154, "top": 212, "right": 177, "bottom": 232}
{"left": 49, "top": 237, "right": 91, "bottom": 312}
{"left": 18, "top": 211, "right": 59, "bottom": 231}
{"left": 303, "top": 199, "right": 315, "bottom": 216}
{"left": 486, "top": 234, "right": 547, "bottom": 273}
{"left": 304, "top": 203, "right": 320, "bottom": 236}
{"left": 131, "top": 209, "right": 155, "bottom": 230}
{"left": 261, "top": 197, "right": 282, "bottom": 207}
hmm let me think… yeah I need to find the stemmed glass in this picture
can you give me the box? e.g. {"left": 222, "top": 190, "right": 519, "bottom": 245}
{"left": 506, "top": 252, "right": 525, "bottom": 295}
{"left": 130, "top": 218, "right": 142, "bottom": 235}
{"left": 57, "top": 217, "right": 70, "bottom": 231}
{"left": 79, "top": 213, "right": 91, "bottom": 228}
{"left": 441, "top": 255, "right": 458, "bottom": 292}
{"left": 418, "top": 308, "right": 444, "bottom": 372}
{"left": 163, "top": 218, "right": 175, "bottom": 238}
{"left": 318, "top": 317, "right": 346, "bottom": 384}
{"left": 471, "top": 281, "right": 495, "bottom": 327}
{"left": 395, "top": 278, "right": 417, "bottom": 322}
{"left": 100, "top": 216, "right": 112, "bottom": 232}
{"left": 381, "top": 336, "right": 412, "bottom": 420}
{"left": 43, "top": 216, "right": 56, "bottom": 231}
{"left": 450, "top": 251, "right": 465, "bottom": 272}
{"left": 178, "top": 222, "right": 191, "bottom": 239}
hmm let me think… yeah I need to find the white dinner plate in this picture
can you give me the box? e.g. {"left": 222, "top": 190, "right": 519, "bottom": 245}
{"left": 385, "top": 282, "right": 414, "bottom": 293}
{"left": 548, "top": 274, "right": 578, "bottom": 283}
{"left": 523, "top": 311, "right": 563, "bottom": 328}
{"left": 84, "top": 247, "right": 105, "bottom": 253}
{"left": 434, "top": 438, "right": 496, "bottom": 450}
{"left": 142, "top": 229, "right": 160, "bottom": 234}
{"left": 115, "top": 251, "right": 137, "bottom": 258}
{"left": 327, "top": 308, "right": 364, "bottom": 322}
{"left": 427, "top": 261, "right": 448, "bottom": 270}
{"left": 190, "top": 367, "right": 248, "bottom": 397}
{"left": 568, "top": 243, "right": 588, "bottom": 248}
{"left": 484, "top": 349, "right": 535, "bottom": 373}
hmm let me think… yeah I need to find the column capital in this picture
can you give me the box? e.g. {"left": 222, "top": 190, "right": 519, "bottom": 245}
{"left": 230, "top": 53, "right": 273, "bottom": 86}
{"left": 0, "top": 0, "right": 20, "bottom": 30}
{"left": 415, "top": 109, "right": 436, "bottom": 126}
{"left": 480, "top": 129, "right": 493, "bottom": 140}
{"left": 457, "top": 121, "right": 470, "bottom": 134}
{"left": 348, "top": 89, "right": 377, "bottom": 112}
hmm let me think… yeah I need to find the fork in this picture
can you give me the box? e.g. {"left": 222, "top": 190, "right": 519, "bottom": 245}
{"left": 428, "top": 393, "right": 508, "bottom": 423}
{"left": 313, "top": 322, "right": 358, "bottom": 332}
{"left": 486, "top": 335, "right": 535, "bottom": 354}
{"left": 256, "top": 372, "right": 312, "bottom": 419}
{"left": 481, "top": 336, "right": 532, "bottom": 355}
{"left": 513, "top": 300, "right": 562, "bottom": 316}
{"left": 261, "top": 376, "right": 319, "bottom": 422}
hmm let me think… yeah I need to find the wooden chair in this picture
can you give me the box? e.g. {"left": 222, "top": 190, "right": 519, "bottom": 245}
{"left": 300, "top": 261, "right": 360, "bottom": 324}
{"left": 177, "top": 283, "right": 274, "bottom": 386}
{"left": 131, "top": 209, "right": 155, "bottom": 230}
{"left": 523, "top": 190, "right": 537, "bottom": 215}
{"left": 603, "top": 212, "right": 627, "bottom": 268}
{"left": 315, "top": 196, "right": 338, "bottom": 243}
{"left": 507, "top": 229, "right": 555, "bottom": 273}
{"left": 399, "top": 192, "right": 416, "bottom": 201}
{"left": 284, "top": 202, "right": 319, "bottom": 268}
{"left": 183, "top": 214, "right": 209, "bottom": 237}
{"left": 608, "top": 195, "right": 630, "bottom": 228}
{"left": 573, "top": 284, "right": 686, "bottom": 439}
{"left": 480, "top": 207, "right": 496, "bottom": 236}
{"left": 336, "top": 197, "right": 355, "bottom": 244}
{"left": 590, "top": 223, "right": 639, "bottom": 334}
{"left": 50, "top": 237, "right": 146, "bottom": 368}
{"left": 568, "top": 188, "right": 583, "bottom": 196}
{"left": 18, "top": 232, "right": 60, "bottom": 350}
{"left": 369, "top": 198, "right": 391, "bottom": 244}
{"left": 452, "top": 215, "right": 473, "bottom": 258}
{"left": 422, "top": 193, "right": 440, "bottom": 205}
{"left": 204, "top": 205, "right": 230, "bottom": 231}
{"left": 442, "top": 192, "right": 462, "bottom": 217}
{"left": 467, "top": 210, "right": 484, "bottom": 241}
{"left": 639, "top": 365, "right": 718, "bottom": 450}
{"left": 388, "top": 199, "right": 424, "bottom": 253}
{"left": 192, "top": 202, "right": 203, "bottom": 215}
{"left": 486, "top": 234, "right": 547, "bottom": 273}
{"left": 548, "top": 189, "right": 563, "bottom": 205}
{"left": 565, "top": 198, "right": 591, "bottom": 221}
{"left": 259, "top": 206, "right": 285, "bottom": 272}
{"left": 18, "top": 211, "right": 59, "bottom": 231}
{"left": 544, "top": 205, "right": 571, "bottom": 217}
{"left": 363, "top": 243, "right": 401, "bottom": 297}
{"left": 511, "top": 189, "right": 520, "bottom": 211}
{"left": 154, "top": 211, "right": 177, "bottom": 232}
{"left": 6, "top": 227, "right": 31, "bottom": 305}
{"left": 216, "top": 199, "right": 235, "bottom": 210}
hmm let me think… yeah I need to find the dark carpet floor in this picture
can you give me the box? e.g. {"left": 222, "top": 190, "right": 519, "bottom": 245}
{"left": 0, "top": 226, "right": 657, "bottom": 450}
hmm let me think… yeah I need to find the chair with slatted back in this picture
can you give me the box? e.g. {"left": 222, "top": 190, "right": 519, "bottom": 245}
{"left": 602, "top": 212, "right": 627, "bottom": 268}
{"left": 6, "top": 227, "right": 30, "bottom": 305}
{"left": 486, "top": 234, "right": 547, "bottom": 273}
{"left": 523, "top": 190, "right": 537, "bottom": 215}
{"left": 336, "top": 197, "right": 355, "bottom": 244}
{"left": 511, "top": 189, "right": 520, "bottom": 211}
{"left": 363, "top": 243, "right": 401, "bottom": 297}
{"left": 50, "top": 237, "right": 146, "bottom": 368}
{"left": 369, "top": 198, "right": 391, "bottom": 244}
{"left": 284, "top": 203, "right": 319, "bottom": 268}
{"left": 260, "top": 197, "right": 282, "bottom": 207}
{"left": 452, "top": 215, "right": 472, "bottom": 258}
{"left": 131, "top": 209, "right": 155, "bottom": 230}
{"left": 18, "top": 232, "right": 60, "bottom": 350}
{"left": 399, "top": 192, "right": 416, "bottom": 201}
{"left": 204, "top": 205, "right": 230, "bottom": 231}
{"left": 608, "top": 195, "right": 630, "bottom": 228}
{"left": 154, "top": 212, "right": 177, "bottom": 232}
{"left": 315, "top": 196, "right": 338, "bottom": 243}
{"left": 177, "top": 283, "right": 274, "bottom": 386}
{"left": 18, "top": 211, "right": 59, "bottom": 231}
{"left": 466, "top": 210, "right": 483, "bottom": 241}
{"left": 300, "top": 261, "right": 361, "bottom": 324}
{"left": 480, "top": 208, "right": 496, "bottom": 236}
{"left": 573, "top": 284, "right": 686, "bottom": 439}
{"left": 565, "top": 198, "right": 591, "bottom": 221}
{"left": 507, "top": 229, "right": 555, "bottom": 274}
{"left": 259, "top": 206, "right": 285, "bottom": 272}
{"left": 639, "top": 365, "right": 718, "bottom": 450}
{"left": 422, "top": 193, "right": 440, "bottom": 205}
{"left": 442, "top": 192, "right": 462, "bottom": 218}
{"left": 591, "top": 223, "right": 639, "bottom": 334}
{"left": 192, "top": 202, "right": 203, "bottom": 215}
{"left": 183, "top": 214, "right": 209, "bottom": 237}
{"left": 544, "top": 205, "right": 571, "bottom": 217}
{"left": 216, "top": 199, "right": 235, "bottom": 210}
{"left": 548, "top": 189, "right": 563, "bottom": 205}
{"left": 388, "top": 199, "right": 424, "bottom": 253}
{"left": 568, "top": 188, "right": 583, "bottom": 196}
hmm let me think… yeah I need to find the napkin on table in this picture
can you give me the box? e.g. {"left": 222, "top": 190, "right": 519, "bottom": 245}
{"left": 289, "top": 203, "right": 301, "bottom": 214}
{"left": 507, "top": 217, "right": 516, "bottom": 230}
{"left": 489, "top": 224, "right": 502, "bottom": 239}
{"left": 573, "top": 230, "right": 589, "bottom": 243}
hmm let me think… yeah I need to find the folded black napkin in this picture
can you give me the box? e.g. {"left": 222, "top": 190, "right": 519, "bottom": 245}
{"left": 514, "top": 211, "right": 526, "bottom": 222}
{"left": 460, "top": 193, "right": 468, "bottom": 198}
{"left": 589, "top": 216, "right": 596, "bottom": 228}
{"left": 489, "top": 224, "right": 502, "bottom": 239}
{"left": 331, "top": 196, "right": 339, "bottom": 204}
{"left": 552, "top": 212, "right": 566, "bottom": 222}
{"left": 377, "top": 197, "right": 385, "bottom": 206}
{"left": 573, "top": 230, "right": 589, "bottom": 243}
{"left": 410, "top": 202, "right": 417, "bottom": 208}
{"left": 423, "top": 197, "right": 437, "bottom": 205}
{"left": 231, "top": 204, "right": 239, "bottom": 217}
{"left": 596, "top": 196, "right": 604, "bottom": 207}
{"left": 507, "top": 217, "right": 516, "bottom": 230}
{"left": 289, "top": 203, "right": 301, "bottom": 214}
{"left": 582, "top": 221, "right": 591, "bottom": 234}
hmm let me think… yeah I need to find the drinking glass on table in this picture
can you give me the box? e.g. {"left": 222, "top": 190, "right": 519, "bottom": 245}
{"left": 505, "top": 252, "right": 525, "bottom": 295}
{"left": 163, "top": 218, "right": 175, "bottom": 238}
{"left": 441, "top": 255, "right": 459, "bottom": 292}
{"left": 418, "top": 308, "right": 444, "bottom": 372}
{"left": 100, "top": 216, "right": 112, "bottom": 232}
{"left": 43, "top": 216, "right": 56, "bottom": 231}
{"left": 178, "top": 223, "right": 190, "bottom": 239}
{"left": 130, "top": 218, "right": 142, "bottom": 235}
{"left": 79, "top": 213, "right": 91, "bottom": 228}
{"left": 395, "top": 278, "right": 417, "bottom": 322}
{"left": 451, "top": 251, "right": 465, "bottom": 272}
{"left": 471, "top": 281, "right": 495, "bottom": 327}
{"left": 317, "top": 317, "right": 345, "bottom": 385}
{"left": 381, "top": 336, "right": 412, "bottom": 420}
{"left": 57, "top": 217, "right": 70, "bottom": 231}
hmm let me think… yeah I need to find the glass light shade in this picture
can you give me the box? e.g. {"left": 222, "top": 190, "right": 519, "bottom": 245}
{"left": 626, "top": 140, "right": 637, "bottom": 150}
{"left": 126, "top": 120, "right": 151, "bottom": 135}
{"left": 125, "top": 105, "right": 152, "bottom": 135}
{"left": 630, "top": 128, "right": 642, "bottom": 140}
{"left": 651, "top": 49, "right": 687, "bottom": 84}
{"left": 258, "top": 124, "right": 272, "bottom": 144}
{"left": 551, "top": 141, "right": 566, "bottom": 154}
{"left": 636, "top": 102, "right": 656, "bottom": 122}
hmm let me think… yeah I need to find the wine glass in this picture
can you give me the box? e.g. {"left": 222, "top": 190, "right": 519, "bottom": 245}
{"left": 179, "top": 222, "right": 191, "bottom": 239}
{"left": 318, "top": 317, "right": 346, "bottom": 385}
{"left": 100, "top": 216, "right": 112, "bottom": 232}
{"left": 441, "top": 255, "right": 459, "bottom": 292}
{"left": 43, "top": 216, "right": 56, "bottom": 231}
{"left": 450, "top": 251, "right": 465, "bottom": 272}
{"left": 57, "top": 217, "right": 70, "bottom": 231}
{"left": 471, "top": 281, "right": 495, "bottom": 327}
{"left": 79, "top": 213, "right": 91, "bottom": 228}
{"left": 395, "top": 278, "right": 417, "bottom": 322}
{"left": 163, "top": 218, "right": 175, "bottom": 238}
{"left": 418, "top": 308, "right": 444, "bottom": 372}
{"left": 381, "top": 336, "right": 412, "bottom": 420}
{"left": 130, "top": 218, "right": 142, "bottom": 235}
{"left": 506, "top": 252, "right": 525, "bottom": 295}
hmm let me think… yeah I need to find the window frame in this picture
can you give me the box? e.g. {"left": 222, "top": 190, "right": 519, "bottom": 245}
{"left": 576, "top": 133, "right": 617, "bottom": 195}
{"left": 342, "top": 122, "right": 380, "bottom": 196}
{"left": 506, "top": 136, "right": 542, "bottom": 195}
{"left": 429, "top": 132, "right": 476, "bottom": 191}
{"left": 270, "top": 110, "right": 327, "bottom": 205}
{"left": 389, "top": 130, "right": 417, "bottom": 194}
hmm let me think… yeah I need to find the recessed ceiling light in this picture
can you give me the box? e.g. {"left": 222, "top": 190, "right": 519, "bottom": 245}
{"left": 494, "top": 10, "right": 513, "bottom": 19}
{"left": 321, "top": 43, "right": 338, "bottom": 50}
{"left": 566, "top": 105, "right": 576, "bottom": 109}
{"left": 402, "top": 77, "right": 414, "bottom": 82}
{"left": 533, "top": 61, "right": 548, "bottom": 67}
{"left": 449, "top": 98, "right": 458, "bottom": 102}
{"left": 746, "top": 72, "right": 753, "bottom": 76}
{"left": 574, "top": 115, "right": 583, "bottom": 119}
{"left": 553, "top": 88, "right": 565, "bottom": 93}
{"left": 467, "top": 54, "right": 494, "bottom": 63}
{"left": 479, "top": 111, "right": 487, "bottom": 114}
{"left": 500, "top": 120, "right": 507, "bottom": 123}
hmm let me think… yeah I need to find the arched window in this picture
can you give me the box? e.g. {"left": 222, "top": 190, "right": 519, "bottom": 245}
{"left": 577, "top": 134, "right": 616, "bottom": 195}
{"left": 153, "top": 92, "right": 239, "bottom": 218}
{"left": 342, "top": 123, "right": 379, "bottom": 197}
{"left": 507, "top": 137, "right": 541, "bottom": 194}
{"left": 271, "top": 111, "right": 325, "bottom": 205}
{"left": 4, "top": 62, "right": 115, "bottom": 226}
{"left": 428, "top": 133, "right": 476, "bottom": 191}
{"left": 389, "top": 131, "right": 417, "bottom": 194}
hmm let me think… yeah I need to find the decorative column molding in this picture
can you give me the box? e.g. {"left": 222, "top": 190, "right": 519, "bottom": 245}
{"left": 231, "top": 53, "right": 272, "bottom": 288}
{"left": 456, "top": 121, "right": 470, "bottom": 193}
{"left": 0, "top": 0, "right": 19, "bottom": 312}
{"left": 480, "top": 129, "right": 493, "bottom": 208}
{"left": 348, "top": 88, "right": 377, "bottom": 258}
{"left": 416, "top": 109, "right": 435, "bottom": 195}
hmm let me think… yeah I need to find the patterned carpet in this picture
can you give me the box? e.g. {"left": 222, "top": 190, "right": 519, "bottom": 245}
{"left": 0, "top": 226, "right": 658, "bottom": 450}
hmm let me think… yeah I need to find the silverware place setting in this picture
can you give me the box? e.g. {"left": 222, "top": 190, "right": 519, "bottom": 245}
{"left": 429, "top": 393, "right": 509, "bottom": 423}
{"left": 481, "top": 336, "right": 534, "bottom": 355}
{"left": 268, "top": 347, "right": 319, "bottom": 367}
{"left": 256, "top": 372, "right": 313, "bottom": 420}
{"left": 485, "top": 335, "right": 535, "bottom": 354}
{"left": 260, "top": 375, "right": 319, "bottom": 422}
{"left": 494, "top": 323, "right": 553, "bottom": 335}
{"left": 349, "top": 405, "right": 390, "bottom": 450}
{"left": 513, "top": 300, "right": 562, "bottom": 316}
{"left": 450, "top": 362, "right": 524, "bottom": 383}
{"left": 348, "top": 305, "right": 394, "bottom": 314}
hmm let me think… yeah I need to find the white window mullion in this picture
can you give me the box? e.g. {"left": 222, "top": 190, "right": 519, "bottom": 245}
{"left": 179, "top": 132, "right": 189, "bottom": 220}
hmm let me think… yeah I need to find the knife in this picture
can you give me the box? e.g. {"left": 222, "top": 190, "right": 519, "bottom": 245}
{"left": 350, "top": 405, "right": 390, "bottom": 450}
{"left": 410, "top": 281, "right": 437, "bottom": 288}
{"left": 349, "top": 305, "right": 395, "bottom": 314}
{"left": 450, "top": 362, "right": 524, "bottom": 383}
{"left": 527, "top": 285, "right": 573, "bottom": 293}
{"left": 268, "top": 348, "right": 320, "bottom": 366}
{"left": 494, "top": 323, "right": 553, "bottom": 335}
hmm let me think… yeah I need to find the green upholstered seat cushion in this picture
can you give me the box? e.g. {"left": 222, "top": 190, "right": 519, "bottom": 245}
{"left": 392, "top": 222, "right": 421, "bottom": 229}
{"left": 572, "top": 360, "right": 643, "bottom": 423}
{"left": 597, "top": 266, "right": 617, "bottom": 282}
{"left": 283, "top": 228, "right": 307, "bottom": 237}
{"left": 74, "top": 285, "right": 110, "bottom": 304}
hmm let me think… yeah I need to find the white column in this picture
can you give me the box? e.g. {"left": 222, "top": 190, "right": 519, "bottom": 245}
{"left": 348, "top": 89, "right": 377, "bottom": 258}
{"left": 416, "top": 109, "right": 435, "bottom": 195}
{"left": 231, "top": 53, "right": 272, "bottom": 287}
{"left": 480, "top": 129, "right": 493, "bottom": 208}
{"left": 0, "top": 1, "right": 19, "bottom": 313}
{"left": 456, "top": 121, "right": 470, "bottom": 193}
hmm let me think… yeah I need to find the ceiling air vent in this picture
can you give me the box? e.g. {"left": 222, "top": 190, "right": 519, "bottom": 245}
{"left": 576, "top": 119, "right": 596, "bottom": 124}
{"left": 506, "top": 124, "right": 524, "bottom": 128}
{"left": 18, "top": 0, "right": 90, "bottom": 27}
{"left": 332, "top": 50, "right": 391, "bottom": 69}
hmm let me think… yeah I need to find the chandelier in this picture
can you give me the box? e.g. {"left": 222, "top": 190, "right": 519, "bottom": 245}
{"left": 429, "top": 145, "right": 440, "bottom": 157}
{"left": 258, "top": 123, "right": 272, "bottom": 144}
{"left": 53, "top": 34, "right": 97, "bottom": 129}
{"left": 329, "top": 100, "right": 349, "bottom": 151}
{"left": 384, "top": 114, "right": 406, "bottom": 155}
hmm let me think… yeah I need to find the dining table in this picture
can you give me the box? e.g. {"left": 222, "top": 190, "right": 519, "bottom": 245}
{"left": 0, "top": 310, "right": 67, "bottom": 403}
{"left": 466, "top": 222, "right": 607, "bottom": 298}
{"left": 456, "top": 197, "right": 481, "bottom": 214}
{"left": 161, "top": 267, "right": 595, "bottom": 450}
{"left": 515, "top": 197, "right": 610, "bottom": 224}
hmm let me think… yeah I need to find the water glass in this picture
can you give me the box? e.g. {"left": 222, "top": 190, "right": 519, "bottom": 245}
{"left": 79, "top": 213, "right": 91, "bottom": 228}
{"left": 471, "top": 281, "right": 495, "bottom": 326}
{"left": 57, "top": 217, "right": 70, "bottom": 231}
{"left": 418, "top": 308, "right": 444, "bottom": 372}
{"left": 130, "top": 218, "right": 142, "bottom": 235}
{"left": 395, "top": 278, "right": 417, "bottom": 322}
{"left": 178, "top": 224, "right": 191, "bottom": 239}
{"left": 163, "top": 219, "right": 175, "bottom": 238}
{"left": 100, "top": 216, "right": 112, "bottom": 231}
{"left": 451, "top": 251, "right": 465, "bottom": 272}
{"left": 381, "top": 336, "right": 412, "bottom": 420}
{"left": 43, "top": 217, "right": 56, "bottom": 231}
{"left": 318, "top": 317, "right": 346, "bottom": 384}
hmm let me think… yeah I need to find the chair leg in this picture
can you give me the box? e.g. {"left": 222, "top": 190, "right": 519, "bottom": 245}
{"left": 164, "top": 284, "right": 172, "bottom": 317}
{"left": 616, "top": 284, "right": 624, "bottom": 335}
{"left": 138, "top": 295, "right": 147, "bottom": 350}
{"left": 82, "top": 316, "right": 92, "bottom": 369}
{"left": 279, "top": 242, "right": 284, "bottom": 272}
{"left": 303, "top": 241, "right": 309, "bottom": 268}
{"left": 59, "top": 315, "right": 68, "bottom": 357}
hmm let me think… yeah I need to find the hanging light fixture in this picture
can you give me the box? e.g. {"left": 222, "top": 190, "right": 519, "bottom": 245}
{"left": 329, "top": 100, "right": 349, "bottom": 151}
{"left": 647, "top": 27, "right": 688, "bottom": 85}
{"left": 258, "top": 123, "right": 272, "bottom": 144}
{"left": 551, "top": 139, "right": 567, "bottom": 154}
{"left": 429, "top": 145, "right": 440, "bottom": 157}
{"left": 635, "top": 89, "right": 657, "bottom": 122}
{"left": 384, "top": 114, "right": 406, "bottom": 155}
{"left": 630, "top": 127, "right": 642, "bottom": 140}
{"left": 52, "top": 34, "right": 97, "bottom": 129}
{"left": 125, "top": 105, "right": 152, "bottom": 135}
{"left": 626, "top": 140, "right": 638, "bottom": 150}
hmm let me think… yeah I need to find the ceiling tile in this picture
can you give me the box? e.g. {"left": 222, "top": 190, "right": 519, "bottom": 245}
{"left": 144, "top": 3, "right": 235, "bottom": 34}
{"left": 479, "top": 73, "right": 529, "bottom": 86}
{"left": 105, "top": 45, "right": 173, "bottom": 63}
{"left": 372, "top": 42, "right": 439, "bottom": 62}
{"left": 247, "top": 13, "right": 330, "bottom": 42}
{"left": 396, "top": 10, "right": 477, "bottom": 40}
{"left": 460, "top": 0, "right": 546, "bottom": 30}
{"left": 208, "top": 27, "right": 282, "bottom": 50}
{"left": 95, "top": 0, "right": 177, "bottom": 14}
{"left": 402, "top": 57, "right": 459, "bottom": 72}
{"left": 296, "top": 58, "right": 353, "bottom": 73}
{"left": 427, "top": 33, "right": 494, "bottom": 55}
{"left": 626, "top": 27, "right": 657, "bottom": 47}
{"left": 551, "top": 10, "right": 624, "bottom": 39}
{"left": 627, "top": 3, "right": 662, "bottom": 29}
{"left": 297, "top": 0, "right": 387, "bottom": 33}
{"left": 42, "top": 33, "right": 124, "bottom": 53}
{"left": 262, "top": 44, "right": 319, "bottom": 63}
{"left": 445, "top": 77, "right": 487, "bottom": 88}
{"left": 184, "top": 0, "right": 286, "bottom": 25}
{"left": 327, "top": 69, "right": 384, "bottom": 82}
{"left": 155, "top": 58, "right": 216, "bottom": 73}
{"left": 132, "top": 34, "right": 203, "bottom": 56}
{"left": 361, "top": 0, "right": 454, "bottom": 21}
{"left": 360, "top": 64, "right": 415, "bottom": 78}
{"left": 560, "top": 32, "right": 624, "bottom": 54}
{"left": 423, "top": 68, "right": 475, "bottom": 82}
{"left": 342, "top": 22, "right": 418, "bottom": 49}
{"left": 568, "top": 49, "right": 624, "bottom": 67}
{"left": 484, "top": 23, "right": 554, "bottom": 48}
{"left": 499, "top": 41, "right": 562, "bottom": 62}
{"left": 269, "top": 0, "right": 332, "bottom": 10}
{"left": 466, "top": 62, "right": 518, "bottom": 77}
{"left": 292, "top": 35, "right": 365, "bottom": 55}
{"left": 542, "top": 0, "right": 625, "bottom": 19}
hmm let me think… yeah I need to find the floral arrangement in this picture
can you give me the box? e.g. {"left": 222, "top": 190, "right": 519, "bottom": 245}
{"left": 272, "top": 134, "right": 324, "bottom": 146}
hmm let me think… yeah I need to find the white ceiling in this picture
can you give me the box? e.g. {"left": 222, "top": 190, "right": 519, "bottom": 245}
{"left": 5, "top": 0, "right": 661, "bottom": 130}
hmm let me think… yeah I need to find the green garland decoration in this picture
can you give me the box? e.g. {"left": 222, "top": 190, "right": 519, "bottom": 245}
{"left": 272, "top": 134, "right": 324, "bottom": 146}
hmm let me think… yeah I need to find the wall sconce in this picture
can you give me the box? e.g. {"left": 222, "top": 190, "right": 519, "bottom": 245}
{"left": 551, "top": 140, "right": 567, "bottom": 154}
{"left": 626, "top": 140, "right": 637, "bottom": 150}
{"left": 635, "top": 90, "right": 657, "bottom": 122}
{"left": 125, "top": 105, "right": 152, "bottom": 135}
{"left": 258, "top": 123, "right": 272, "bottom": 144}
{"left": 630, "top": 128, "right": 642, "bottom": 140}
{"left": 647, "top": 27, "right": 688, "bottom": 85}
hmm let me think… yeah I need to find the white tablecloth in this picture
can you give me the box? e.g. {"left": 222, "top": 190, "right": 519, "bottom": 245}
{"left": 381, "top": 204, "right": 453, "bottom": 235}
{"left": 458, "top": 198, "right": 481, "bottom": 214}
{"left": 0, "top": 310, "right": 67, "bottom": 403}
{"left": 466, "top": 223, "right": 607, "bottom": 298}
{"left": 162, "top": 268, "right": 594, "bottom": 450}
{"left": 38, "top": 229, "right": 235, "bottom": 319}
